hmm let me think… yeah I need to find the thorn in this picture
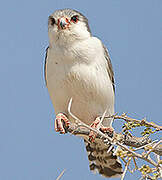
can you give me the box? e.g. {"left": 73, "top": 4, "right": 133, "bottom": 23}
{"left": 56, "top": 169, "right": 66, "bottom": 180}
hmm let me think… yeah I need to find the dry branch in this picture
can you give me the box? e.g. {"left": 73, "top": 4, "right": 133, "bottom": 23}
{"left": 65, "top": 98, "right": 162, "bottom": 179}
{"left": 111, "top": 114, "right": 162, "bottom": 131}
{"left": 66, "top": 124, "right": 150, "bottom": 147}
{"left": 65, "top": 122, "right": 162, "bottom": 156}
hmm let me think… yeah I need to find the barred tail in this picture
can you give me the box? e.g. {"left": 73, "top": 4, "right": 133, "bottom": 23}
{"left": 84, "top": 139, "right": 123, "bottom": 178}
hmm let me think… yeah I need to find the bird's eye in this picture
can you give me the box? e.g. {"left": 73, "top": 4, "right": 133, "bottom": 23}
{"left": 71, "top": 15, "right": 79, "bottom": 23}
{"left": 48, "top": 16, "right": 56, "bottom": 26}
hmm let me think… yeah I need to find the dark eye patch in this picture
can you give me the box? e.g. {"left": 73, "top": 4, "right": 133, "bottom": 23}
{"left": 48, "top": 16, "right": 56, "bottom": 26}
{"left": 71, "top": 15, "right": 79, "bottom": 23}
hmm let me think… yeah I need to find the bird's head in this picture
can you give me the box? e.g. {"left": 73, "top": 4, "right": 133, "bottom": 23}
{"left": 48, "top": 9, "right": 91, "bottom": 47}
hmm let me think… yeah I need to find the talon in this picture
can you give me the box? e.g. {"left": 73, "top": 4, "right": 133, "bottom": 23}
{"left": 89, "top": 117, "right": 100, "bottom": 142}
{"left": 89, "top": 117, "right": 114, "bottom": 141}
{"left": 100, "top": 127, "right": 114, "bottom": 137}
{"left": 54, "top": 113, "right": 70, "bottom": 134}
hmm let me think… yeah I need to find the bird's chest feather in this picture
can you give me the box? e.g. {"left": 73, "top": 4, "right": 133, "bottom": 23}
{"left": 46, "top": 44, "right": 114, "bottom": 124}
{"left": 47, "top": 38, "right": 107, "bottom": 97}
{"left": 47, "top": 50, "right": 104, "bottom": 100}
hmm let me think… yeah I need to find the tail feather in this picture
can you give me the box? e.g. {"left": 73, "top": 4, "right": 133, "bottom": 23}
{"left": 84, "top": 139, "right": 123, "bottom": 178}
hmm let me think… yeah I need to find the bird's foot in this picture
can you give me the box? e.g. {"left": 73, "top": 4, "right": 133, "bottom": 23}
{"left": 89, "top": 117, "right": 114, "bottom": 142}
{"left": 54, "top": 113, "right": 70, "bottom": 134}
{"left": 100, "top": 126, "right": 114, "bottom": 138}
{"left": 89, "top": 117, "right": 100, "bottom": 142}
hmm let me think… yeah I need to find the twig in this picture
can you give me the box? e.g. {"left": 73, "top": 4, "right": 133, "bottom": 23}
{"left": 134, "top": 140, "right": 158, "bottom": 151}
{"left": 111, "top": 114, "right": 162, "bottom": 131}
{"left": 97, "top": 108, "right": 107, "bottom": 130}
{"left": 121, "top": 158, "right": 131, "bottom": 180}
{"left": 132, "top": 157, "right": 138, "bottom": 171}
{"left": 56, "top": 169, "right": 66, "bottom": 180}
{"left": 145, "top": 140, "right": 162, "bottom": 158}
{"left": 107, "top": 144, "right": 114, "bottom": 153}
{"left": 153, "top": 144, "right": 162, "bottom": 156}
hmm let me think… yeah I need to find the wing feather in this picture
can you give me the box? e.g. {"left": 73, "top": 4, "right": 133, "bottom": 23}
{"left": 102, "top": 44, "right": 115, "bottom": 92}
{"left": 44, "top": 47, "right": 49, "bottom": 86}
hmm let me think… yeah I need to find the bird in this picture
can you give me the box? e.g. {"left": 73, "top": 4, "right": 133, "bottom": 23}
{"left": 44, "top": 8, "right": 123, "bottom": 178}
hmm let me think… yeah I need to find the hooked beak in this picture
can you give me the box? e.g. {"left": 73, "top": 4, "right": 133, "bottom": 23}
{"left": 58, "top": 17, "right": 69, "bottom": 30}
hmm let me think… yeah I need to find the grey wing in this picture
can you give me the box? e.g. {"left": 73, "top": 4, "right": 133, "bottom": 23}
{"left": 44, "top": 47, "right": 49, "bottom": 86}
{"left": 102, "top": 44, "right": 115, "bottom": 92}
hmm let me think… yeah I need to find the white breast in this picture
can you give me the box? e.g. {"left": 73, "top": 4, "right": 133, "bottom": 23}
{"left": 46, "top": 37, "right": 114, "bottom": 126}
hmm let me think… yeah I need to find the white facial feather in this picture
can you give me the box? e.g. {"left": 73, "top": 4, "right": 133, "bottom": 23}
{"left": 48, "top": 9, "right": 91, "bottom": 47}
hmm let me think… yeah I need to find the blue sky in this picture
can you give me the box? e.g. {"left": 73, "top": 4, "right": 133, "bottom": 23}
{"left": 0, "top": 0, "right": 161, "bottom": 179}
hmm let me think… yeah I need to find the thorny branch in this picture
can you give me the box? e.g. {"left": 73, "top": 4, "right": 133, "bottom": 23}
{"left": 111, "top": 114, "right": 162, "bottom": 131}
{"left": 65, "top": 98, "right": 162, "bottom": 179}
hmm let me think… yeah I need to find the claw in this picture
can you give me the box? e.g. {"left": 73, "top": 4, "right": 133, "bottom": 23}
{"left": 89, "top": 117, "right": 100, "bottom": 142}
{"left": 89, "top": 117, "right": 114, "bottom": 142}
{"left": 54, "top": 113, "right": 70, "bottom": 134}
{"left": 100, "top": 127, "right": 114, "bottom": 138}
